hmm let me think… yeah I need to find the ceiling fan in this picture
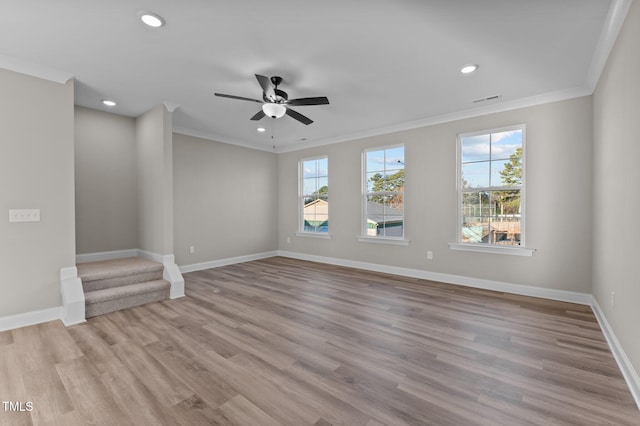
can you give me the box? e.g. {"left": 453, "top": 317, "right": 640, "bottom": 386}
{"left": 215, "top": 74, "right": 329, "bottom": 125}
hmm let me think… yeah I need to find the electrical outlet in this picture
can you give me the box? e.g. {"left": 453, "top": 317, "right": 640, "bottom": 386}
{"left": 287, "top": 237, "right": 291, "bottom": 244}
{"left": 611, "top": 291, "right": 615, "bottom": 308}
{"left": 189, "top": 246, "right": 195, "bottom": 254}
{"left": 427, "top": 251, "right": 434, "bottom": 260}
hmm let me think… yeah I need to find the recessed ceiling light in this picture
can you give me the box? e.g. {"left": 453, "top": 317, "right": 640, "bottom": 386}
{"left": 460, "top": 64, "right": 479, "bottom": 74}
{"left": 257, "top": 127, "right": 266, "bottom": 132}
{"left": 102, "top": 99, "right": 116, "bottom": 107}
{"left": 139, "top": 12, "right": 165, "bottom": 28}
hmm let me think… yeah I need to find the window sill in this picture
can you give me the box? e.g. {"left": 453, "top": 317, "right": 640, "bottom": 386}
{"left": 296, "top": 232, "right": 332, "bottom": 239}
{"left": 357, "top": 236, "right": 410, "bottom": 246}
{"left": 448, "top": 243, "right": 535, "bottom": 256}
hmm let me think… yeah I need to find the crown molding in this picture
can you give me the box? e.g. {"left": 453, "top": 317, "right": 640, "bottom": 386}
{"left": 173, "top": 126, "right": 278, "bottom": 153}
{"left": 175, "top": 85, "right": 592, "bottom": 155}
{"left": 585, "top": 0, "right": 633, "bottom": 91}
{"left": 0, "top": 2, "right": 628, "bottom": 155}
{"left": 275, "top": 85, "right": 592, "bottom": 153}
{"left": 175, "top": 0, "right": 632, "bottom": 155}
{"left": 162, "top": 101, "right": 181, "bottom": 112}
{"left": 0, "top": 54, "right": 73, "bottom": 84}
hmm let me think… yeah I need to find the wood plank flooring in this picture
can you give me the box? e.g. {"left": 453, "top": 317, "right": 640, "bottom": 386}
{"left": 1, "top": 256, "right": 638, "bottom": 425}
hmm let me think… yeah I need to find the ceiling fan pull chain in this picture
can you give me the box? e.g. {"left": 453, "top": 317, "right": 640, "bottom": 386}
{"left": 272, "top": 118, "right": 277, "bottom": 149}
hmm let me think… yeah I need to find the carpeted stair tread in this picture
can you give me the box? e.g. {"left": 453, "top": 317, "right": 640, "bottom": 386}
{"left": 77, "top": 257, "right": 163, "bottom": 282}
{"left": 84, "top": 279, "right": 170, "bottom": 318}
{"left": 78, "top": 257, "right": 171, "bottom": 318}
{"left": 84, "top": 279, "right": 170, "bottom": 305}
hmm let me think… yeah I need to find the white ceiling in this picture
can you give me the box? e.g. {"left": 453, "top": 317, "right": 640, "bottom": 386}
{"left": 0, "top": 0, "right": 629, "bottom": 152}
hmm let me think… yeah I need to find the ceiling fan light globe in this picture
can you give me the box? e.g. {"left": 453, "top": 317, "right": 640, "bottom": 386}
{"left": 262, "top": 103, "right": 286, "bottom": 119}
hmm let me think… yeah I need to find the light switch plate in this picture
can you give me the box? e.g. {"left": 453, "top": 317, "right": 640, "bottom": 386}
{"left": 9, "top": 209, "right": 41, "bottom": 223}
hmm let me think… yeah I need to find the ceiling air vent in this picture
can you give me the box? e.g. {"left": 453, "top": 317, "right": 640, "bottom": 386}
{"left": 472, "top": 94, "right": 501, "bottom": 103}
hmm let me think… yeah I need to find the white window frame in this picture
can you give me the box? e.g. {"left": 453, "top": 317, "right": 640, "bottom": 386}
{"left": 358, "top": 144, "right": 409, "bottom": 245}
{"left": 450, "top": 124, "right": 534, "bottom": 256}
{"left": 297, "top": 155, "right": 331, "bottom": 239}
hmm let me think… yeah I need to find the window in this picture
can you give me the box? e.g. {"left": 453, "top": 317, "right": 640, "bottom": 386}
{"left": 362, "top": 145, "right": 405, "bottom": 239}
{"left": 458, "top": 125, "right": 525, "bottom": 247}
{"left": 300, "top": 157, "right": 329, "bottom": 234}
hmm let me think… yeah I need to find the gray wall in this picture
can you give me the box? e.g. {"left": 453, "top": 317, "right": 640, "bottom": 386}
{"left": 278, "top": 96, "right": 593, "bottom": 293}
{"left": 0, "top": 69, "right": 75, "bottom": 316}
{"left": 173, "top": 133, "right": 279, "bottom": 266}
{"left": 136, "top": 105, "right": 174, "bottom": 255}
{"left": 75, "top": 107, "right": 138, "bottom": 254}
{"left": 593, "top": 0, "right": 640, "bottom": 384}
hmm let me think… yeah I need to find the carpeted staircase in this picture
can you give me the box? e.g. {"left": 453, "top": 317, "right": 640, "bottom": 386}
{"left": 77, "top": 257, "right": 170, "bottom": 318}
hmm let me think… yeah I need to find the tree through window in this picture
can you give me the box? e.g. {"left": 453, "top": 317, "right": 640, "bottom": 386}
{"left": 363, "top": 145, "right": 405, "bottom": 238}
{"left": 459, "top": 125, "right": 525, "bottom": 246}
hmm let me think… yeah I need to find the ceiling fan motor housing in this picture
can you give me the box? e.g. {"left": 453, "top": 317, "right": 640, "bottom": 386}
{"left": 274, "top": 88, "right": 288, "bottom": 101}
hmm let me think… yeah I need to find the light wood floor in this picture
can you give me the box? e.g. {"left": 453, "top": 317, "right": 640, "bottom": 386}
{"left": 1, "top": 257, "right": 638, "bottom": 425}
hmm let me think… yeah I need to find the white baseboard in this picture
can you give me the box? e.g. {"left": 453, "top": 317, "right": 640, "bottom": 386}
{"left": 276, "top": 250, "right": 638, "bottom": 409}
{"left": 591, "top": 297, "right": 640, "bottom": 410}
{"left": 277, "top": 250, "right": 591, "bottom": 305}
{"left": 138, "top": 249, "right": 167, "bottom": 264}
{"left": 2, "top": 249, "right": 639, "bottom": 411}
{"left": 76, "top": 249, "right": 138, "bottom": 264}
{"left": 76, "top": 248, "right": 591, "bottom": 304}
{"left": 179, "top": 251, "right": 279, "bottom": 273}
{"left": 164, "top": 258, "right": 185, "bottom": 299}
{"left": 0, "top": 306, "right": 62, "bottom": 332}
{"left": 60, "top": 266, "right": 85, "bottom": 326}
{"left": 137, "top": 251, "right": 186, "bottom": 299}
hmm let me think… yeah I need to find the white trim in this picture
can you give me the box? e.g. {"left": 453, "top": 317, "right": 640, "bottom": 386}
{"left": 357, "top": 236, "right": 410, "bottom": 246}
{"left": 168, "top": 0, "right": 634, "bottom": 160}
{"left": 179, "top": 251, "right": 278, "bottom": 273}
{"left": 60, "top": 266, "right": 85, "bottom": 326}
{"left": 0, "top": 54, "right": 74, "bottom": 84}
{"left": 296, "top": 232, "right": 332, "bottom": 239}
{"left": 76, "top": 249, "right": 139, "bottom": 264}
{"left": 449, "top": 243, "right": 534, "bottom": 257}
{"left": 173, "top": 128, "right": 276, "bottom": 153}
{"left": 275, "top": 86, "right": 591, "bottom": 153}
{"left": 164, "top": 261, "right": 185, "bottom": 299}
{"left": 585, "top": 0, "right": 633, "bottom": 91}
{"left": 4, "top": 251, "right": 638, "bottom": 412}
{"left": 457, "top": 124, "right": 527, "bottom": 247}
{"left": 173, "top": 1, "right": 631, "bottom": 156}
{"left": 362, "top": 144, "right": 406, "bottom": 240}
{"left": 173, "top": 86, "right": 592, "bottom": 154}
{"left": 77, "top": 249, "right": 179, "bottom": 265}
{"left": 299, "top": 155, "right": 330, "bottom": 235}
{"left": 60, "top": 266, "right": 78, "bottom": 281}
{"left": 591, "top": 297, "right": 640, "bottom": 410}
{"left": 76, "top": 249, "right": 185, "bottom": 298}
{"left": 277, "top": 250, "right": 590, "bottom": 305}
{"left": 137, "top": 249, "right": 166, "bottom": 263}
{"left": 137, "top": 251, "right": 185, "bottom": 299}
{"left": 0, "top": 307, "right": 62, "bottom": 332}
{"left": 162, "top": 101, "right": 180, "bottom": 112}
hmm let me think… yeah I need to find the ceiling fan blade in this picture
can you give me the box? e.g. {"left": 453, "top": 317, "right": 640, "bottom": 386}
{"left": 250, "top": 110, "right": 266, "bottom": 121}
{"left": 255, "top": 74, "right": 275, "bottom": 101}
{"left": 286, "top": 108, "right": 313, "bottom": 125}
{"left": 214, "top": 93, "right": 262, "bottom": 103}
{"left": 286, "top": 96, "right": 330, "bottom": 106}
